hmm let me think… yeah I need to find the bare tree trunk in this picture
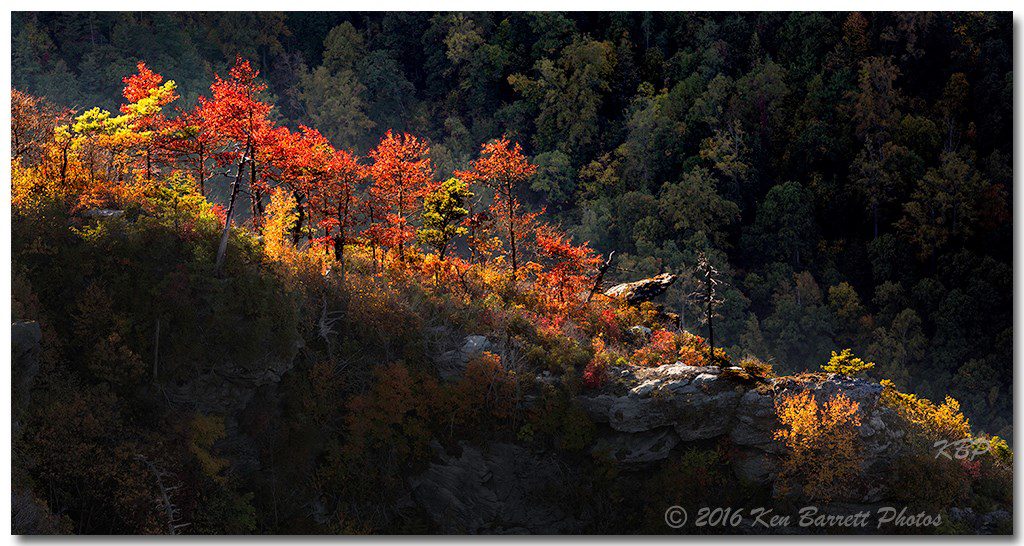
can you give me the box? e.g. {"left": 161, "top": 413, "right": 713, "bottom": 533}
{"left": 335, "top": 202, "right": 346, "bottom": 285}
{"left": 706, "top": 283, "right": 715, "bottom": 364}
{"left": 872, "top": 202, "right": 879, "bottom": 240}
{"left": 197, "top": 143, "right": 206, "bottom": 197}
{"left": 60, "top": 147, "right": 69, "bottom": 185}
{"left": 292, "top": 191, "right": 305, "bottom": 245}
{"left": 586, "top": 251, "right": 615, "bottom": 303}
{"left": 249, "top": 159, "right": 264, "bottom": 227}
{"left": 507, "top": 195, "right": 517, "bottom": 281}
{"left": 397, "top": 185, "right": 406, "bottom": 261}
{"left": 215, "top": 157, "right": 247, "bottom": 276}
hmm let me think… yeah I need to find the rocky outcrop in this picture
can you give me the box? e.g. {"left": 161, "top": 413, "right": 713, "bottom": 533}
{"left": 587, "top": 365, "right": 742, "bottom": 440}
{"left": 949, "top": 508, "right": 1012, "bottom": 534}
{"left": 79, "top": 208, "right": 126, "bottom": 219}
{"left": 13, "top": 321, "right": 41, "bottom": 395}
{"left": 591, "top": 428, "right": 679, "bottom": 465}
{"left": 409, "top": 360, "right": 909, "bottom": 532}
{"left": 577, "top": 363, "right": 902, "bottom": 489}
{"left": 12, "top": 489, "right": 70, "bottom": 534}
{"left": 604, "top": 273, "right": 678, "bottom": 304}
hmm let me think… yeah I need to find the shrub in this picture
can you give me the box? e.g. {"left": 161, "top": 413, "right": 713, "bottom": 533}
{"left": 890, "top": 451, "right": 972, "bottom": 511}
{"left": 642, "top": 449, "right": 728, "bottom": 532}
{"left": 328, "top": 363, "right": 440, "bottom": 509}
{"left": 86, "top": 332, "right": 145, "bottom": 387}
{"left": 881, "top": 382, "right": 1013, "bottom": 514}
{"left": 444, "top": 351, "right": 520, "bottom": 431}
{"left": 142, "top": 173, "right": 222, "bottom": 241}
{"left": 188, "top": 414, "right": 230, "bottom": 484}
{"left": 629, "top": 329, "right": 727, "bottom": 368}
{"left": 300, "top": 360, "right": 348, "bottom": 426}
{"left": 879, "top": 379, "right": 971, "bottom": 441}
{"left": 985, "top": 435, "right": 1012, "bottom": 465}
{"left": 524, "top": 384, "right": 595, "bottom": 452}
{"left": 582, "top": 338, "right": 614, "bottom": 389}
{"left": 631, "top": 329, "right": 677, "bottom": 367}
{"left": 21, "top": 381, "right": 164, "bottom": 533}
{"left": 677, "top": 331, "right": 728, "bottom": 367}
{"left": 739, "top": 355, "right": 774, "bottom": 378}
{"left": 522, "top": 330, "right": 592, "bottom": 375}
{"left": 773, "top": 390, "right": 863, "bottom": 501}
{"left": 822, "top": 348, "right": 875, "bottom": 376}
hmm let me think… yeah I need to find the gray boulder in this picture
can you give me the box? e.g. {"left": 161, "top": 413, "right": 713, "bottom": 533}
{"left": 437, "top": 335, "right": 494, "bottom": 381}
{"left": 80, "top": 208, "right": 125, "bottom": 219}
{"left": 627, "top": 325, "right": 653, "bottom": 341}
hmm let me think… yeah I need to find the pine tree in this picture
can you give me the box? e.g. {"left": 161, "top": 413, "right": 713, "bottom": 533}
{"left": 689, "top": 251, "right": 726, "bottom": 365}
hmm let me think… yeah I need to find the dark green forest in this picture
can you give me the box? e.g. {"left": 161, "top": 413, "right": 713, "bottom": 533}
{"left": 13, "top": 11, "right": 1012, "bottom": 437}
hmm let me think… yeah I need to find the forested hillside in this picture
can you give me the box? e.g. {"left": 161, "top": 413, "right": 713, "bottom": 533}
{"left": 15, "top": 11, "right": 1011, "bottom": 435}
{"left": 10, "top": 12, "right": 1013, "bottom": 535}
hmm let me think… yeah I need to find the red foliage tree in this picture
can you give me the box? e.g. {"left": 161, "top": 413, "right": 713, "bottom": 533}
{"left": 259, "top": 126, "right": 311, "bottom": 242}
{"left": 302, "top": 128, "right": 365, "bottom": 279}
{"left": 194, "top": 56, "right": 274, "bottom": 273}
{"left": 534, "top": 223, "right": 601, "bottom": 305}
{"left": 121, "top": 62, "right": 168, "bottom": 105}
{"left": 368, "top": 130, "right": 434, "bottom": 260}
{"left": 118, "top": 62, "right": 179, "bottom": 179}
{"left": 457, "top": 137, "right": 537, "bottom": 280}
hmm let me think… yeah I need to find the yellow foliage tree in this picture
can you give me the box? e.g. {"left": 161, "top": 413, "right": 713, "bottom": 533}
{"left": 189, "top": 414, "right": 230, "bottom": 484}
{"left": 879, "top": 379, "right": 970, "bottom": 441}
{"left": 773, "top": 390, "right": 863, "bottom": 501}
{"left": 822, "top": 348, "right": 875, "bottom": 376}
{"left": 263, "top": 190, "right": 300, "bottom": 264}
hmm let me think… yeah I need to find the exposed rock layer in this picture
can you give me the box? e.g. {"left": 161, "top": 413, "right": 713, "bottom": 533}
{"left": 411, "top": 353, "right": 908, "bottom": 533}
{"left": 604, "top": 273, "right": 678, "bottom": 304}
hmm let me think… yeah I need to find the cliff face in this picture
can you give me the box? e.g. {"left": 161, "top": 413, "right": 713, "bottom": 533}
{"left": 408, "top": 356, "right": 907, "bottom": 533}
{"left": 578, "top": 364, "right": 899, "bottom": 478}
{"left": 13, "top": 323, "right": 1009, "bottom": 534}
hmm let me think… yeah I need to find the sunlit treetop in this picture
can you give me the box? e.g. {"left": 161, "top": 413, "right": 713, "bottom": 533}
{"left": 369, "top": 130, "right": 432, "bottom": 183}
{"left": 121, "top": 62, "right": 178, "bottom": 112}
{"left": 458, "top": 137, "right": 537, "bottom": 191}
{"left": 196, "top": 56, "right": 273, "bottom": 146}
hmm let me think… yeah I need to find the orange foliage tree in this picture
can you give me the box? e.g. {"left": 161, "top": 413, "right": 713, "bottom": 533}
{"left": 458, "top": 137, "right": 537, "bottom": 280}
{"left": 533, "top": 223, "right": 601, "bottom": 318}
{"left": 773, "top": 390, "right": 863, "bottom": 501}
{"left": 194, "top": 56, "right": 275, "bottom": 272}
{"left": 12, "top": 89, "right": 64, "bottom": 164}
{"left": 368, "top": 130, "right": 434, "bottom": 261}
